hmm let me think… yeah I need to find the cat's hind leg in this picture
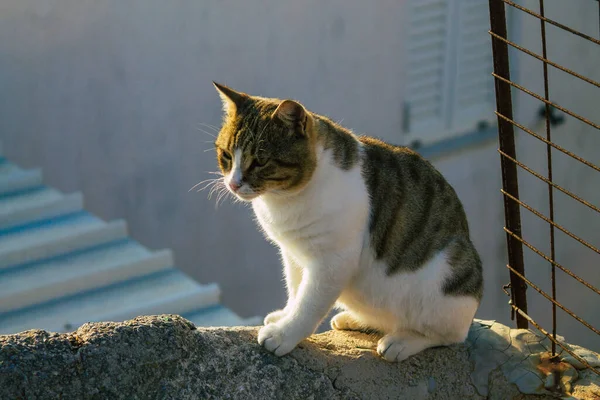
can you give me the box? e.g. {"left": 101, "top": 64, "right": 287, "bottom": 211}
{"left": 330, "top": 311, "right": 363, "bottom": 331}
{"left": 378, "top": 295, "right": 479, "bottom": 362}
{"left": 377, "top": 332, "right": 441, "bottom": 362}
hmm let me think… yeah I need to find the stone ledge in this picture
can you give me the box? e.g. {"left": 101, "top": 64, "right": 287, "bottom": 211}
{"left": 1, "top": 315, "right": 598, "bottom": 399}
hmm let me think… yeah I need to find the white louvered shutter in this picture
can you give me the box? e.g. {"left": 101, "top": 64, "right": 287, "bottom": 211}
{"left": 404, "top": 0, "right": 496, "bottom": 146}
{"left": 404, "top": 0, "right": 453, "bottom": 145}
{"left": 449, "top": 0, "right": 496, "bottom": 133}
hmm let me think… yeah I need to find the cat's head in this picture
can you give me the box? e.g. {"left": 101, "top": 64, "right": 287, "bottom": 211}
{"left": 212, "top": 82, "right": 318, "bottom": 201}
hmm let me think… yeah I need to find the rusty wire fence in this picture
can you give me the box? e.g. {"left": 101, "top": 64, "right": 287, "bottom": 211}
{"left": 488, "top": 0, "right": 600, "bottom": 376}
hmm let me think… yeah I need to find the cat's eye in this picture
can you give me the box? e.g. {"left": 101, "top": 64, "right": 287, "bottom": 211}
{"left": 220, "top": 151, "right": 232, "bottom": 162}
{"left": 249, "top": 158, "right": 268, "bottom": 170}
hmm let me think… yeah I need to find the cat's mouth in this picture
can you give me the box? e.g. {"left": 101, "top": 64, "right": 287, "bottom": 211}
{"left": 236, "top": 192, "right": 260, "bottom": 201}
{"left": 229, "top": 188, "right": 261, "bottom": 202}
{"left": 224, "top": 178, "right": 262, "bottom": 201}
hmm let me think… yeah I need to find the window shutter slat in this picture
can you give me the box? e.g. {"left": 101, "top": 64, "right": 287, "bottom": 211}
{"left": 404, "top": 0, "right": 450, "bottom": 140}
{"left": 450, "top": 0, "right": 495, "bottom": 131}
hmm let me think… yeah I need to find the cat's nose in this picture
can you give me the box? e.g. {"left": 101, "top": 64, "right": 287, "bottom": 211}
{"left": 228, "top": 181, "right": 241, "bottom": 192}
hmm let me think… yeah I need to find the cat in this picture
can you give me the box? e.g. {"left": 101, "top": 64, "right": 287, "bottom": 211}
{"left": 211, "top": 82, "right": 483, "bottom": 362}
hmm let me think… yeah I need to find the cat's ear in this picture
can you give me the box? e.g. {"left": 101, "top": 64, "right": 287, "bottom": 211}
{"left": 213, "top": 82, "right": 248, "bottom": 115}
{"left": 272, "top": 100, "right": 308, "bottom": 133}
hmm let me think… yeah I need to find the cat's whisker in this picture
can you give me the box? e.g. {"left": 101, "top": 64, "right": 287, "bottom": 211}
{"left": 196, "top": 180, "right": 220, "bottom": 193}
{"left": 197, "top": 128, "right": 217, "bottom": 139}
{"left": 189, "top": 179, "right": 214, "bottom": 192}
{"left": 204, "top": 147, "right": 217, "bottom": 153}
{"left": 190, "top": 172, "right": 225, "bottom": 193}
{"left": 208, "top": 183, "right": 223, "bottom": 200}
{"left": 209, "top": 184, "right": 223, "bottom": 197}
{"left": 215, "top": 187, "right": 231, "bottom": 209}
{"left": 189, "top": 171, "right": 226, "bottom": 201}
{"left": 205, "top": 178, "right": 226, "bottom": 194}
{"left": 189, "top": 177, "right": 221, "bottom": 192}
{"left": 198, "top": 122, "right": 219, "bottom": 132}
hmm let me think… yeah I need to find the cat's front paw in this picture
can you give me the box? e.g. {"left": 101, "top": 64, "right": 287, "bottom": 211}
{"left": 257, "top": 323, "right": 302, "bottom": 357}
{"left": 263, "top": 309, "right": 287, "bottom": 325}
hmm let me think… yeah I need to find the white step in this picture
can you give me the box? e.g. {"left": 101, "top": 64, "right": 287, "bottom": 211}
{"left": 0, "top": 214, "right": 128, "bottom": 270}
{"left": 0, "top": 161, "right": 19, "bottom": 177}
{"left": 242, "top": 316, "right": 263, "bottom": 326}
{"left": 0, "top": 270, "right": 221, "bottom": 334}
{"left": 0, "top": 187, "right": 62, "bottom": 215}
{"left": 185, "top": 306, "right": 248, "bottom": 327}
{"left": 0, "top": 241, "right": 174, "bottom": 312}
{"left": 0, "top": 168, "right": 43, "bottom": 195}
{"left": 0, "top": 190, "right": 83, "bottom": 230}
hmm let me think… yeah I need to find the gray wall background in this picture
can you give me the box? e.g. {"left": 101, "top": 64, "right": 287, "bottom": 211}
{"left": 1, "top": 0, "right": 598, "bottom": 350}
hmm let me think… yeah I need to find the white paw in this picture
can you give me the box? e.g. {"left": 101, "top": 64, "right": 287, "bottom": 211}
{"left": 263, "top": 309, "right": 287, "bottom": 325}
{"left": 377, "top": 335, "right": 428, "bottom": 363}
{"left": 330, "top": 312, "right": 361, "bottom": 331}
{"left": 257, "top": 323, "right": 301, "bottom": 357}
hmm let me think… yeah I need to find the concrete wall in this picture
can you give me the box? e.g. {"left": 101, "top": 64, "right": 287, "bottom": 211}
{"left": 0, "top": 1, "right": 597, "bottom": 350}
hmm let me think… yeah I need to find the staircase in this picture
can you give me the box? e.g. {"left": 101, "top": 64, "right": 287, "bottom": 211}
{"left": 0, "top": 144, "right": 261, "bottom": 334}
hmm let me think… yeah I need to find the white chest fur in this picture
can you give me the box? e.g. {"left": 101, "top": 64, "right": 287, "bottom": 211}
{"left": 252, "top": 147, "right": 370, "bottom": 266}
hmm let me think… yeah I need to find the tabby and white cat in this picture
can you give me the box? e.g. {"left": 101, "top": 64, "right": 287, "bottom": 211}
{"left": 212, "top": 82, "right": 483, "bottom": 362}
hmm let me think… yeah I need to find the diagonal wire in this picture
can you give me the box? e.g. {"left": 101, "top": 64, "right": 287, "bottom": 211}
{"left": 489, "top": 32, "right": 600, "bottom": 89}
{"left": 498, "top": 150, "right": 600, "bottom": 215}
{"left": 502, "top": 0, "right": 600, "bottom": 45}
{"left": 502, "top": 190, "right": 600, "bottom": 256}
{"left": 504, "top": 260, "right": 600, "bottom": 337}
{"left": 498, "top": 149, "right": 600, "bottom": 215}
{"left": 494, "top": 112, "right": 600, "bottom": 173}
{"left": 502, "top": 227, "right": 600, "bottom": 297}
{"left": 509, "top": 305, "right": 600, "bottom": 377}
{"left": 492, "top": 73, "right": 600, "bottom": 130}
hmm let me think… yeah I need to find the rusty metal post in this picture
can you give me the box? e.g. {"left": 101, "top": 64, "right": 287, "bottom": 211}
{"left": 489, "top": 0, "right": 529, "bottom": 329}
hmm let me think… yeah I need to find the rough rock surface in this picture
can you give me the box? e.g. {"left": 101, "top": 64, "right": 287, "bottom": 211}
{"left": 1, "top": 315, "right": 599, "bottom": 399}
